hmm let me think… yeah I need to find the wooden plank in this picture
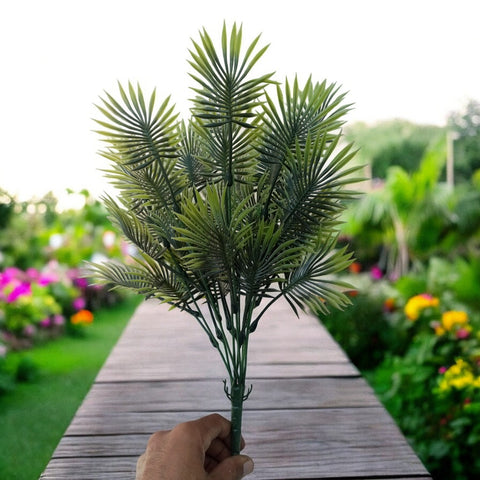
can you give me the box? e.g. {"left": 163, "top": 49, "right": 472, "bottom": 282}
{"left": 41, "top": 458, "right": 430, "bottom": 480}
{"left": 40, "top": 298, "right": 431, "bottom": 479}
{"left": 48, "top": 409, "right": 429, "bottom": 479}
{"left": 97, "top": 359, "right": 358, "bottom": 382}
{"left": 96, "top": 299, "right": 356, "bottom": 382}
{"left": 71, "top": 377, "right": 379, "bottom": 417}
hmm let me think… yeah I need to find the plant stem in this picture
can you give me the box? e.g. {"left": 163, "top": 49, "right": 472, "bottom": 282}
{"left": 230, "top": 379, "right": 245, "bottom": 455}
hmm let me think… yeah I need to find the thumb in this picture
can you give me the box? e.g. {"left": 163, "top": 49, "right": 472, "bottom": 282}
{"left": 208, "top": 454, "right": 254, "bottom": 480}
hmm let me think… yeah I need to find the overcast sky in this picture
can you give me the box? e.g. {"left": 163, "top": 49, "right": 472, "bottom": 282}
{"left": 1, "top": 0, "right": 479, "bottom": 203}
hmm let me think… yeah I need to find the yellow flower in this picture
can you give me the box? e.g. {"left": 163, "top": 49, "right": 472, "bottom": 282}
{"left": 404, "top": 294, "right": 439, "bottom": 321}
{"left": 434, "top": 325, "right": 446, "bottom": 336}
{"left": 438, "top": 358, "right": 480, "bottom": 392}
{"left": 441, "top": 310, "right": 468, "bottom": 331}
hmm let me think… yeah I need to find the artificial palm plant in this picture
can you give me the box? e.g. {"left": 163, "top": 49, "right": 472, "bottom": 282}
{"left": 89, "top": 23, "right": 359, "bottom": 455}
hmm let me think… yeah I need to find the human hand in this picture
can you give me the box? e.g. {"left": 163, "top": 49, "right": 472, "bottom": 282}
{"left": 135, "top": 413, "right": 254, "bottom": 480}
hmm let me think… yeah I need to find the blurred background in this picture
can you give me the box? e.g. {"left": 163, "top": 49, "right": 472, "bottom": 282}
{"left": 1, "top": 0, "right": 479, "bottom": 205}
{"left": 1, "top": 2, "right": 480, "bottom": 479}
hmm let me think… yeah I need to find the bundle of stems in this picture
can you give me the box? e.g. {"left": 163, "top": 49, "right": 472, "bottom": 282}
{"left": 89, "top": 23, "right": 360, "bottom": 455}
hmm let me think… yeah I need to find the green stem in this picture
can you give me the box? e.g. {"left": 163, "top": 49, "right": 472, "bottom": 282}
{"left": 230, "top": 379, "right": 245, "bottom": 455}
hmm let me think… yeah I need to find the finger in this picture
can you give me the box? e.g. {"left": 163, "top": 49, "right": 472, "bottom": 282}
{"left": 193, "top": 413, "right": 232, "bottom": 449}
{"left": 205, "top": 437, "right": 231, "bottom": 463}
{"left": 204, "top": 454, "right": 219, "bottom": 473}
{"left": 208, "top": 455, "right": 254, "bottom": 480}
{"left": 135, "top": 453, "right": 146, "bottom": 480}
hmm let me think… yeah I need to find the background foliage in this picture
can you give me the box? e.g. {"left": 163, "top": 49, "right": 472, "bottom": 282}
{"left": 322, "top": 100, "right": 480, "bottom": 479}
{"left": 1, "top": 93, "right": 479, "bottom": 478}
{"left": 0, "top": 190, "right": 131, "bottom": 394}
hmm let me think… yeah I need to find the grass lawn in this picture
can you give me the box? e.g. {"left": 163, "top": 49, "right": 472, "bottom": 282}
{"left": 0, "top": 295, "right": 142, "bottom": 480}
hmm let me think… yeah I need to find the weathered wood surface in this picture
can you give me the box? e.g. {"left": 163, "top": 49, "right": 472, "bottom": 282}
{"left": 41, "top": 299, "right": 431, "bottom": 479}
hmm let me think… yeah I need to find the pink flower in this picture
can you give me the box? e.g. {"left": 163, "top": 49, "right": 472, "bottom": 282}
{"left": 7, "top": 283, "right": 32, "bottom": 303}
{"left": 75, "top": 278, "right": 88, "bottom": 289}
{"left": 370, "top": 266, "right": 383, "bottom": 280}
{"left": 23, "top": 324, "right": 36, "bottom": 337}
{"left": 1, "top": 267, "right": 20, "bottom": 287}
{"left": 39, "top": 318, "right": 51, "bottom": 328}
{"left": 72, "top": 297, "right": 86, "bottom": 311}
{"left": 53, "top": 314, "right": 65, "bottom": 326}
{"left": 38, "top": 273, "right": 57, "bottom": 286}
{"left": 4, "top": 267, "right": 21, "bottom": 279}
{"left": 438, "top": 366, "right": 447, "bottom": 374}
{"left": 456, "top": 328, "right": 470, "bottom": 339}
{"left": 26, "top": 268, "right": 40, "bottom": 281}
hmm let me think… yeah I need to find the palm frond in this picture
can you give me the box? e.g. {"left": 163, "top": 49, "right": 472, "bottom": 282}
{"left": 90, "top": 27, "right": 360, "bottom": 411}
{"left": 237, "top": 219, "right": 302, "bottom": 298}
{"left": 102, "top": 194, "right": 168, "bottom": 259}
{"left": 281, "top": 236, "right": 354, "bottom": 315}
{"left": 96, "top": 83, "right": 183, "bottom": 212}
{"left": 273, "top": 132, "right": 359, "bottom": 243}
{"left": 96, "top": 83, "right": 179, "bottom": 168}
{"left": 177, "top": 120, "right": 207, "bottom": 190}
{"left": 258, "top": 78, "right": 351, "bottom": 166}
{"left": 256, "top": 77, "right": 353, "bottom": 220}
{"left": 174, "top": 185, "right": 253, "bottom": 278}
{"left": 101, "top": 152, "right": 185, "bottom": 215}
{"left": 188, "top": 23, "right": 274, "bottom": 186}
{"left": 189, "top": 23, "right": 273, "bottom": 128}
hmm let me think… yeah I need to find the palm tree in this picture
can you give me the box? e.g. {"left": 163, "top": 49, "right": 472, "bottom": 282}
{"left": 343, "top": 134, "right": 452, "bottom": 278}
{"left": 89, "top": 23, "right": 359, "bottom": 455}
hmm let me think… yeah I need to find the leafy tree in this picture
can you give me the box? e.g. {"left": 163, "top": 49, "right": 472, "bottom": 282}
{"left": 345, "top": 120, "right": 443, "bottom": 179}
{"left": 448, "top": 99, "right": 480, "bottom": 182}
{"left": 89, "top": 23, "right": 360, "bottom": 454}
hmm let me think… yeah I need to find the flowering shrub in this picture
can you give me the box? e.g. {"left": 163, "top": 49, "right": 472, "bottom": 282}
{"left": 0, "top": 267, "right": 63, "bottom": 344}
{"left": 0, "top": 190, "right": 135, "bottom": 399}
{"left": 433, "top": 310, "right": 471, "bottom": 338}
{"left": 404, "top": 293, "right": 440, "bottom": 321}
{"left": 0, "top": 189, "right": 136, "bottom": 271}
{"left": 0, "top": 264, "right": 103, "bottom": 349}
{"left": 370, "top": 292, "right": 480, "bottom": 479}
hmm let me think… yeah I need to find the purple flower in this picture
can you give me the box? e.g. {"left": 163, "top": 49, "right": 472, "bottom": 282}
{"left": 75, "top": 277, "right": 88, "bottom": 289}
{"left": 53, "top": 314, "right": 65, "bottom": 326}
{"left": 39, "top": 318, "right": 51, "bottom": 328}
{"left": 38, "top": 273, "right": 57, "bottom": 286}
{"left": 26, "top": 268, "right": 40, "bottom": 281}
{"left": 7, "top": 283, "right": 32, "bottom": 303}
{"left": 4, "top": 267, "right": 21, "bottom": 279}
{"left": 23, "top": 324, "right": 36, "bottom": 337}
{"left": 370, "top": 266, "right": 383, "bottom": 280}
{"left": 1, "top": 267, "right": 20, "bottom": 287}
{"left": 72, "top": 297, "right": 86, "bottom": 311}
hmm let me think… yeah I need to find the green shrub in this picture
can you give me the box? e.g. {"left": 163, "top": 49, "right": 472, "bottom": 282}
{"left": 368, "top": 293, "right": 480, "bottom": 479}
{"left": 319, "top": 274, "right": 402, "bottom": 370}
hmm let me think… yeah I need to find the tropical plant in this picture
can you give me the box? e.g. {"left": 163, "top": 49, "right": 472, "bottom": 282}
{"left": 88, "top": 23, "right": 360, "bottom": 454}
{"left": 342, "top": 134, "right": 452, "bottom": 277}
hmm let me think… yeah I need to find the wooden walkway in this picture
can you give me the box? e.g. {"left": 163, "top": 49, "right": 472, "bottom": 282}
{"left": 41, "top": 299, "right": 431, "bottom": 479}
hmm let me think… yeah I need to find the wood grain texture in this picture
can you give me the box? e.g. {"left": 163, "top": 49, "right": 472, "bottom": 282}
{"left": 51, "top": 409, "right": 426, "bottom": 479}
{"left": 40, "top": 299, "right": 431, "bottom": 479}
{"left": 72, "top": 377, "right": 379, "bottom": 417}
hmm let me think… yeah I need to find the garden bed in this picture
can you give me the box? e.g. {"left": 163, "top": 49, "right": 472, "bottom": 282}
{"left": 0, "top": 295, "right": 140, "bottom": 480}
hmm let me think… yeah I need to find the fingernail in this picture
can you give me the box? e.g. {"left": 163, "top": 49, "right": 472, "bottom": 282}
{"left": 242, "top": 458, "right": 254, "bottom": 477}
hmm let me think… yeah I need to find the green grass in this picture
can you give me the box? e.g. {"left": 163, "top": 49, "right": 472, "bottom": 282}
{"left": 0, "top": 295, "right": 142, "bottom": 480}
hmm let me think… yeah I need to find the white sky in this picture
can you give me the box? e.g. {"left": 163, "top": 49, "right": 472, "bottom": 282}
{"left": 1, "top": 0, "right": 479, "bottom": 203}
